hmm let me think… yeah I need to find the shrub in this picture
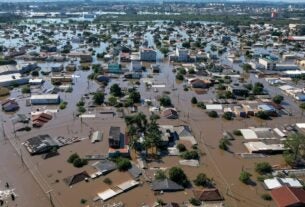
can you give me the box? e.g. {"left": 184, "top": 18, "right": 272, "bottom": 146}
{"left": 256, "top": 111, "right": 269, "bottom": 120}
{"left": 222, "top": 111, "right": 233, "bottom": 120}
{"left": 193, "top": 173, "right": 213, "bottom": 187}
{"left": 0, "top": 87, "right": 9, "bottom": 97}
{"left": 208, "top": 110, "right": 218, "bottom": 118}
{"left": 80, "top": 199, "right": 87, "bottom": 204}
{"left": 255, "top": 162, "right": 272, "bottom": 175}
{"left": 197, "top": 102, "right": 206, "bottom": 109}
{"left": 191, "top": 97, "right": 198, "bottom": 104}
{"left": 59, "top": 101, "right": 67, "bottom": 110}
{"left": 176, "top": 73, "right": 184, "bottom": 80}
{"left": 155, "top": 170, "right": 167, "bottom": 180}
{"left": 159, "top": 95, "right": 172, "bottom": 107}
{"left": 103, "top": 178, "right": 112, "bottom": 185}
{"left": 272, "top": 95, "right": 284, "bottom": 104}
{"left": 78, "top": 106, "right": 86, "bottom": 113}
{"left": 21, "top": 85, "right": 31, "bottom": 94}
{"left": 176, "top": 143, "right": 187, "bottom": 152}
{"left": 93, "top": 92, "right": 104, "bottom": 105}
{"left": 73, "top": 158, "right": 88, "bottom": 168}
{"left": 233, "top": 130, "right": 242, "bottom": 136}
{"left": 239, "top": 171, "right": 252, "bottom": 184}
{"left": 169, "top": 167, "right": 189, "bottom": 187}
{"left": 219, "top": 138, "right": 230, "bottom": 151}
{"left": 116, "top": 158, "right": 131, "bottom": 171}
{"left": 181, "top": 150, "right": 199, "bottom": 160}
{"left": 189, "top": 198, "right": 201, "bottom": 206}
{"left": 31, "top": 70, "right": 39, "bottom": 76}
{"left": 261, "top": 193, "right": 272, "bottom": 201}
{"left": 67, "top": 153, "right": 79, "bottom": 163}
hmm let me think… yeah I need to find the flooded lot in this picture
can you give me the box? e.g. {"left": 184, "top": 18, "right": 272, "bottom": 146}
{"left": 1, "top": 18, "right": 305, "bottom": 207}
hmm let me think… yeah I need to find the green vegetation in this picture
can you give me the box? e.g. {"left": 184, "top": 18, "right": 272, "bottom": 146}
{"left": 207, "top": 110, "right": 218, "bottom": 118}
{"left": 222, "top": 112, "right": 233, "bottom": 120}
{"left": 242, "top": 64, "right": 252, "bottom": 73}
{"left": 0, "top": 87, "right": 9, "bottom": 97}
{"left": 103, "top": 178, "right": 112, "bottom": 185}
{"left": 261, "top": 193, "right": 272, "bottom": 201}
{"left": 196, "top": 102, "right": 206, "bottom": 109}
{"left": 193, "top": 173, "right": 213, "bottom": 187}
{"left": 255, "top": 162, "right": 273, "bottom": 175}
{"left": 155, "top": 170, "right": 167, "bottom": 180}
{"left": 21, "top": 85, "right": 31, "bottom": 94}
{"left": 181, "top": 150, "right": 199, "bottom": 160}
{"left": 168, "top": 167, "right": 189, "bottom": 187}
{"left": 300, "top": 103, "right": 305, "bottom": 116}
{"left": 189, "top": 198, "right": 201, "bottom": 206}
{"left": 59, "top": 101, "right": 68, "bottom": 110}
{"left": 233, "top": 130, "right": 242, "bottom": 136}
{"left": 255, "top": 111, "right": 269, "bottom": 120}
{"left": 116, "top": 157, "right": 132, "bottom": 171}
{"left": 159, "top": 95, "right": 172, "bottom": 107}
{"left": 272, "top": 95, "right": 284, "bottom": 104}
{"left": 283, "top": 133, "right": 305, "bottom": 167}
{"left": 219, "top": 138, "right": 231, "bottom": 151}
{"left": 176, "top": 143, "right": 187, "bottom": 152}
{"left": 67, "top": 153, "right": 88, "bottom": 168}
{"left": 93, "top": 92, "right": 104, "bottom": 105}
{"left": 239, "top": 170, "right": 252, "bottom": 184}
{"left": 191, "top": 97, "right": 198, "bottom": 104}
{"left": 110, "top": 83, "right": 122, "bottom": 97}
{"left": 80, "top": 199, "right": 87, "bottom": 205}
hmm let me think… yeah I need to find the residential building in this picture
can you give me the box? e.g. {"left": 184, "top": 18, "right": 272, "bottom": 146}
{"left": 140, "top": 48, "right": 157, "bottom": 62}
{"left": 259, "top": 57, "right": 277, "bottom": 70}
{"left": 30, "top": 94, "right": 60, "bottom": 105}
{"left": 176, "top": 47, "right": 189, "bottom": 62}
{"left": 271, "top": 186, "right": 305, "bottom": 207}
{"left": 108, "top": 63, "right": 121, "bottom": 74}
{"left": 109, "top": 126, "right": 121, "bottom": 149}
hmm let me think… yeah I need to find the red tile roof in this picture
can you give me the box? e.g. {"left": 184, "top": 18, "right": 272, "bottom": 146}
{"left": 271, "top": 186, "right": 305, "bottom": 207}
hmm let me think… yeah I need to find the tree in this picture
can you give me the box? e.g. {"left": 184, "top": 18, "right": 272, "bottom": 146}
{"left": 283, "top": 133, "right": 305, "bottom": 167}
{"left": 181, "top": 150, "right": 199, "bottom": 160}
{"left": 103, "top": 178, "right": 112, "bottom": 185}
{"left": 176, "top": 143, "right": 186, "bottom": 152}
{"left": 31, "top": 70, "right": 39, "bottom": 76}
{"left": 67, "top": 153, "right": 79, "bottom": 163}
{"left": 191, "top": 97, "right": 198, "bottom": 104}
{"left": 128, "top": 89, "right": 141, "bottom": 103}
{"left": 93, "top": 92, "right": 104, "bottom": 105}
{"left": 255, "top": 162, "right": 272, "bottom": 175}
{"left": 239, "top": 171, "right": 252, "bottom": 184}
{"left": 252, "top": 82, "right": 264, "bottom": 95}
{"left": 197, "top": 102, "right": 206, "bottom": 109}
{"left": 176, "top": 73, "right": 184, "bottom": 81}
{"left": 155, "top": 170, "right": 167, "bottom": 180}
{"left": 189, "top": 198, "right": 201, "bottom": 206}
{"left": 272, "top": 95, "right": 284, "bottom": 104}
{"left": 160, "top": 47, "right": 169, "bottom": 56}
{"left": 193, "top": 173, "right": 213, "bottom": 187}
{"left": 110, "top": 84, "right": 122, "bottom": 97}
{"left": 242, "top": 64, "right": 252, "bottom": 73}
{"left": 222, "top": 112, "right": 233, "bottom": 120}
{"left": 255, "top": 111, "right": 269, "bottom": 120}
{"left": 168, "top": 167, "right": 189, "bottom": 187}
{"left": 73, "top": 158, "right": 88, "bottom": 168}
{"left": 261, "top": 193, "right": 272, "bottom": 201}
{"left": 159, "top": 95, "right": 172, "bottom": 107}
{"left": 208, "top": 111, "right": 218, "bottom": 118}
{"left": 219, "top": 138, "right": 230, "bottom": 151}
{"left": 108, "top": 96, "right": 118, "bottom": 106}
{"left": 117, "top": 158, "right": 132, "bottom": 171}
{"left": 21, "top": 85, "right": 31, "bottom": 94}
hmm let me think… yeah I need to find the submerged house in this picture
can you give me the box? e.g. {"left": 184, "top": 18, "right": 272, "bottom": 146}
{"left": 109, "top": 126, "right": 121, "bottom": 149}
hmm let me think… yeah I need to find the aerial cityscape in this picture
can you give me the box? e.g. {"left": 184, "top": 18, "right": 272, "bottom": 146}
{"left": 0, "top": 1, "right": 305, "bottom": 207}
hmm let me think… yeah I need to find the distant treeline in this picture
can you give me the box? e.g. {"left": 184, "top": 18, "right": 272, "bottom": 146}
{"left": 0, "top": 13, "right": 21, "bottom": 23}
{"left": 94, "top": 14, "right": 302, "bottom": 27}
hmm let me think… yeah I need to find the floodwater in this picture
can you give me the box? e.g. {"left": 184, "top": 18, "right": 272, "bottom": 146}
{"left": 1, "top": 20, "right": 305, "bottom": 207}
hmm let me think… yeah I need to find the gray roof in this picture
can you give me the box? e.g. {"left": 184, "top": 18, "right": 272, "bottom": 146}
{"left": 128, "top": 164, "right": 142, "bottom": 179}
{"left": 174, "top": 126, "right": 192, "bottom": 137}
{"left": 109, "top": 126, "right": 121, "bottom": 141}
{"left": 24, "top": 134, "right": 59, "bottom": 155}
{"left": 152, "top": 179, "right": 184, "bottom": 191}
{"left": 92, "top": 159, "right": 117, "bottom": 174}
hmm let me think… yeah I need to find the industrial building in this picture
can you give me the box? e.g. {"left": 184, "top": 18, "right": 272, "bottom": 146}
{"left": 0, "top": 73, "right": 29, "bottom": 87}
{"left": 30, "top": 94, "right": 60, "bottom": 105}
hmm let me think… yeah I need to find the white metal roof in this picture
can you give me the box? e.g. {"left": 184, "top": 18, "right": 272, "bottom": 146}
{"left": 30, "top": 94, "right": 59, "bottom": 99}
{"left": 97, "top": 189, "right": 120, "bottom": 201}
{"left": 240, "top": 129, "right": 258, "bottom": 140}
{"left": 296, "top": 123, "right": 305, "bottom": 129}
{"left": 264, "top": 178, "right": 282, "bottom": 190}
{"left": 206, "top": 104, "right": 223, "bottom": 110}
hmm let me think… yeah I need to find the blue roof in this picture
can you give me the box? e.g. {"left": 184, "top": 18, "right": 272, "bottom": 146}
{"left": 258, "top": 104, "right": 275, "bottom": 112}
